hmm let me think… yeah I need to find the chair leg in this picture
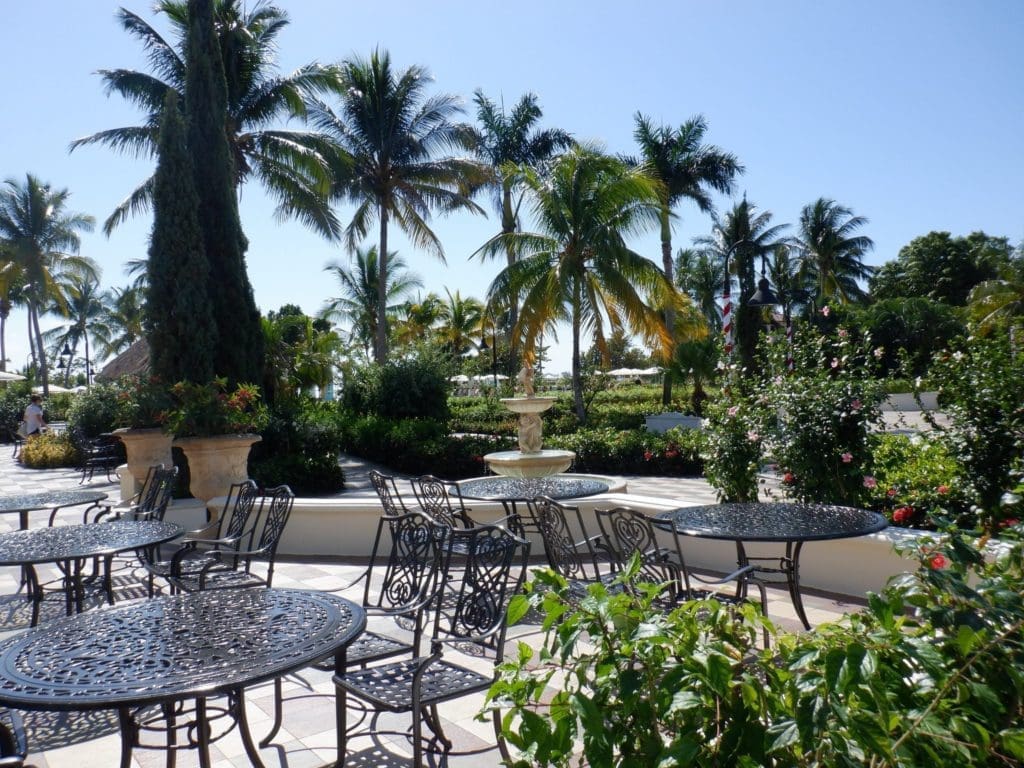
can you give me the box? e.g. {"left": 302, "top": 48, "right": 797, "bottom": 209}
{"left": 423, "top": 704, "right": 451, "bottom": 752}
{"left": 337, "top": 683, "right": 348, "bottom": 765}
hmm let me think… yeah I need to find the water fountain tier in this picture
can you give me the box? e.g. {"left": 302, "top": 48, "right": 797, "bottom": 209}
{"left": 483, "top": 365, "right": 575, "bottom": 478}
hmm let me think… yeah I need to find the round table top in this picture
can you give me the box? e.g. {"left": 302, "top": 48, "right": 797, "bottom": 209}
{"left": 0, "top": 519, "right": 184, "bottom": 566}
{"left": 0, "top": 490, "right": 108, "bottom": 515}
{"left": 655, "top": 502, "right": 888, "bottom": 543}
{"left": 0, "top": 588, "right": 366, "bottom": 711}
{"left": 458, "top": 476, "right": 610, "bottom": 502}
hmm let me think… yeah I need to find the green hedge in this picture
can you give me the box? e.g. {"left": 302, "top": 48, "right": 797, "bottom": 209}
{"left": 547, "top": 427, "right": 703, "bottom": 476}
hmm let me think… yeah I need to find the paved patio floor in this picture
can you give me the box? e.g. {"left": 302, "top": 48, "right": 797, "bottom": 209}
{"left": 0, "top": 449, "right": 862, "bottom": 767}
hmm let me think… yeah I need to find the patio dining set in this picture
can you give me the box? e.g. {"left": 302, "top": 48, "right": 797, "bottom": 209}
{"left": 0, "top": 466, "right": 886, "bottom": 767}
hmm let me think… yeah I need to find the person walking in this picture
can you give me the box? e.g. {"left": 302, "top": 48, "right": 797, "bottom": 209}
{"left": 22, "top": 394, "right": 46, "bottom": 437}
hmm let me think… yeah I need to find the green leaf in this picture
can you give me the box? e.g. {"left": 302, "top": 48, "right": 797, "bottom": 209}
{"left": 1000, "top": 729, "right": 1024, "bottom": 760}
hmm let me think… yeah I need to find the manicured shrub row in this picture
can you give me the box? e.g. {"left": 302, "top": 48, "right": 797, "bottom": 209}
{"left": 547, "top": 426, "right": 703, "bottom": 476}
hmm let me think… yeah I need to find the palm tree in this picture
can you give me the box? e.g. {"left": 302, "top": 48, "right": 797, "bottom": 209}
{"left": 70, "top": 0, "right": 340, "bottom": 237}
{"left": 675, "top": 247, "right": 725, "bottom": 332}
{"left": 0, "top": 174, "right": 97, "bottom": 394}
{"left": 630, "top": 113, "right": 743, "bottom": 404}
{"left": 477, "top": 145, "right": 671, "bottom": 423}
{"left": 469, "top": 91, "right": 571, "bottom": 361}
{"left": 0, "top": 240, "right": 27, "bottom": 372}
{"left": 320, "top": 245, "right": 422, "bottom": 361}
{"left": 393, "top": 292, "right": 444, "bottom": 350}
{"left": 99, "top": 285, "right": 146, "bottom": 357}
{"left": 308, "top": 49, "right": 485, "bottom": 363}
{"left": 794, "top": 198, "right": 874, "bottom": 308}
{"left": 967, "top": 262, "right": 1024, "bottom": 334}
{"left": 436, "top": 289, "right": 484, "bottom": 357}
{"left": 42, "top": 274, "right": 111, "bottom": 388}
{"left": 695, "top": 197, "right": 788, "bottom": 372}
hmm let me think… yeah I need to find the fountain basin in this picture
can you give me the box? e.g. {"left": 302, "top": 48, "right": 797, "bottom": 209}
{"left": 500, "top": 397, "right": 556, "bottom": 414}
{"left": 484, "top": 449, "right": 575, "bottom": 478}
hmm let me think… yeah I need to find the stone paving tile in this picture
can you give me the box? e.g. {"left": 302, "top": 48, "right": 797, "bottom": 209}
{"left": 0, "top": 449, "right": 859, "bottom": 766}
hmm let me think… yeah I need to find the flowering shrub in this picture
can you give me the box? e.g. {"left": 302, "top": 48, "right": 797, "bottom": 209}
{"left": 923, "top": 335, "right": 1024, "bottom": 535}
{"left": 489, "top": 529, "right": 1024, "bottom": 766}
{"left": 19, "top": 431, "right": 79, "bottom": 469}
{"left": 700, "top": 375, "right": 763, "bottom": 502}
{"left": 547, "top": 426, "right": 703, "bottom": 476}
{"left": 866, "top": 433, "right": 970, "bottom": 528}
{"left": 164, "top": 378, "right": 268, "bottom": 437}
{"left": 112, "top": 375, "right": 173, "bottom": 429}
{"left": 758, "top": 320, "right": 884, "bottom": 506}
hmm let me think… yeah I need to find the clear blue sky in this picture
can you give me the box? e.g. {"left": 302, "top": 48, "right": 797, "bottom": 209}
{"left": 2, "top": 0, "right": 1021, "bottom": 375}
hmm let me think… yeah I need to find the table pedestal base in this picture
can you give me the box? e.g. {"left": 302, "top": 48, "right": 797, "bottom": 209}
{"left": 735, "top": 541, "right": 809, "bottom": 630}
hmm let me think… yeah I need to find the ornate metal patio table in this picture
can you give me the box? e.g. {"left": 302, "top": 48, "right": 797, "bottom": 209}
{"left": 0, "top": 519, "right": 183, "bottom": 625}
{"left": 458, "top": 476, "right": 610, "bottom": 533}
{"left": 0, "top": 588, "right": 366, "bottom": 768}
{"left": 654, "top": 503, "right": 887, "bottom": 630}
{"left": 0, "top": 489, "right": 108, "bottom": 530}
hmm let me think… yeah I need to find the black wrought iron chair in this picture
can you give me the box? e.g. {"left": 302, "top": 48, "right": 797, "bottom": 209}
{"left": 167, "top": 485, "right": 295, "bottom": 592}
{"left": 261, "top": 510, "right": 448, "bottom": 748}
{"left": 409, "top": 475, "right": 477, "bottom": 528}
{"left": 0, "top": 709, "right": 27, "bottom": 767}
{"left": 594, "top": 506, "right": 769, "bottom": 641}
{"left": 334, "top": 523, "right": 531, "bottom": 766}
{"left": 100, "top": 464, "right": 178, "bottom": 523}
{"left": 141, "top": 479, "right": 261, "bottom": 596}
{"left": 75, "top": 432, "right": 123, "bottom": 484}
{"left": 527, "top": 495, "right": 617, "bottom": 599}
{"left": 369, "top": 469, "right": 417, "bottom": 518}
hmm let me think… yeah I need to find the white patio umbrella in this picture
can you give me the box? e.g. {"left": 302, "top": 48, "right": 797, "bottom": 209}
{"left": 638, "top": 367, "right": 663, "bottom": 376}
{"left": 449, "top": 374, "right": 470, "bottom": 383}
{"left": 33, "top": 384, "right": 75, "bottom": 394}
{"left": 607, "top": 368, "right": 635, "bottom": 377}
{"left": 0, "top": 371, "right": 25, "bottom": 382}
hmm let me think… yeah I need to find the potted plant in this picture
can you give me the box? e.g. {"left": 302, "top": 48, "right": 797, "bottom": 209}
{"left": 111, "top": 375, "right": 175, "bottom": 488}
{"left": 167, "top": 378, "right": 268, "bottom": 504}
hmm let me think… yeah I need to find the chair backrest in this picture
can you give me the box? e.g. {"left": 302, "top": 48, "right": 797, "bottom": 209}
{"left": 528, "top": 495, "right": 603, "bottom": 582}
{"left": 594, "top": 506, "right": 689, "bottom": 597}
{"left": 135, "top": 466, "right": 178, "bottom": 521}
{"left": 369, "top": 469, "right": 412, "bottom": 517}
{"left": 409, "top": 475, "right": 471, "bottom": 528}
{"left": 217, "top": 480, "right": 261, "bottom": 544}
{"left": 365, "top": 511, "right": 446, "bottom": 620}
{"left": 430, "top": 524, "right": 530, "bottom": 662}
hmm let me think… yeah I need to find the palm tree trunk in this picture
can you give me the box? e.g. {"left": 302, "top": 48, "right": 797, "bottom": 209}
{"left": 84, "top": 331, "right": 91, "bottom": 390}
{"left": 376, "top": 204, "right": 389, "bottom": 364}
{"left": 571, "top": 284, "right": 585, "bottom": 425}
{"left": 30, "top": 303, "right": 49, "bottom": 394}
{"left": 0, "top": 300, "right": 8, "bottom": 371}
{"left": 660, "top": 207, "right": 675, "bottom": 406}
{"left": 502, "top": 182, "right": 519, "bottom": 367}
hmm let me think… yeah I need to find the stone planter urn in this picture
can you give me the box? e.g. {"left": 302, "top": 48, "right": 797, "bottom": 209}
{"left": 113, "top": 427, "right": 174, "bottom": 486}
{"left": 173, "top": 434, "right": 262, "bottom": 504}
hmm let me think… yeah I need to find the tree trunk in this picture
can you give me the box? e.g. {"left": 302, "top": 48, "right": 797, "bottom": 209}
{"left": 84, "top": 330, "right": 91, "bottom": 390}
{"left": 375, "top": 204, "right": 389, "bottom": 364}
{"left": 0, "top": 300, "right": 8, "bottom": 371}
{"left": 30, "top": 303, "right": 49, "bottom": 395}
{"left": 502, "top": 182, "right": 519, "bottom": 367}
{"left": 571, "top": 283, "right": 585, "bottom": 425}
{"left": 660, "top": 207, "right": 675, "bottom": 406}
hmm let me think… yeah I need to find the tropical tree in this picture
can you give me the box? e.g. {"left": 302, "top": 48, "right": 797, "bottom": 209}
{"left": 0, "top": 240, "right": 26, "bottom": 372}
{"left": 308, "top": 49, "right": 484, "bottom": 363}
{"left": 967, "top": 258, "right": 1024, "bottom": 335}
{"left": 794, "top": 198, "right": 874, "bottom": 308}
{"left": 675, "top": 247, "right": 725, "bottom": 332}
{"left": 695, "top": 197, "right": 788, "bottom": 372}
{"left": 0, "top": 174, "right": 97, "bottom": 394}
{"left": 436, "top": 289, "right": 485, "bottom": 357}
{"left": 320, "top": 246, "right": 422, "bottom": 361}
{"left": 42, "top": 274, "right": 111, "bottom": 388}
{"left": 629, "top": 113, "right": 742, "bottom": 404}
{"left": 477, "top": 145, "right": 671, "bottom": 423}
{"left": 393, "top": 292, "right": 444, "bottom": 350}
{"left": 70, "top": 0, "right": 340, "bottom": 237}
{"left": 100, "top": 285, "right": 146, "bottom": 357}
{"left": 469, "top": 91, "right": 572, "bottom": 358}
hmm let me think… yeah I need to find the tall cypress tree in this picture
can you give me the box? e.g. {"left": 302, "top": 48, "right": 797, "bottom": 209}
{"left": 184, "top": 0, "right": 264, "bottom": 384}
{"left": 145, "top": 90, "right": 216, "bottom": 384}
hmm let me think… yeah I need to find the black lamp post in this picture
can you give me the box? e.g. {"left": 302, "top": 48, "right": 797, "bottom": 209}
{"left": 479, "top": 324, "right": 498, "bottom": 390}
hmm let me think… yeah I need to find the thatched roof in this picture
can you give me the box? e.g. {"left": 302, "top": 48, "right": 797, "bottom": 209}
{"left": 95, "top": 340, "right": 150, "bottom": 382}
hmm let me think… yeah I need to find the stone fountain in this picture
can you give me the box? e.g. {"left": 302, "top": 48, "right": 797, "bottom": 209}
{"left": 483, "top": 363, "right": 575, "bottom": 478}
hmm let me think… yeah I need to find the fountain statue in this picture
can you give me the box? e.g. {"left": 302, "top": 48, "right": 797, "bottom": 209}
{"left": 483, "top": 362, "right": 576, "bottom": 478}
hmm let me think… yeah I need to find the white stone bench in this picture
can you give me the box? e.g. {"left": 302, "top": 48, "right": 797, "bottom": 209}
{"left": 644, "top": 413, "right": 704, "bottom": 433}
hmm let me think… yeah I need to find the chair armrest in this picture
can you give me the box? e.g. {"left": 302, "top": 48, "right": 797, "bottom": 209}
{"left": 688, "top": 563, "right": 760, "bottom": 588}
